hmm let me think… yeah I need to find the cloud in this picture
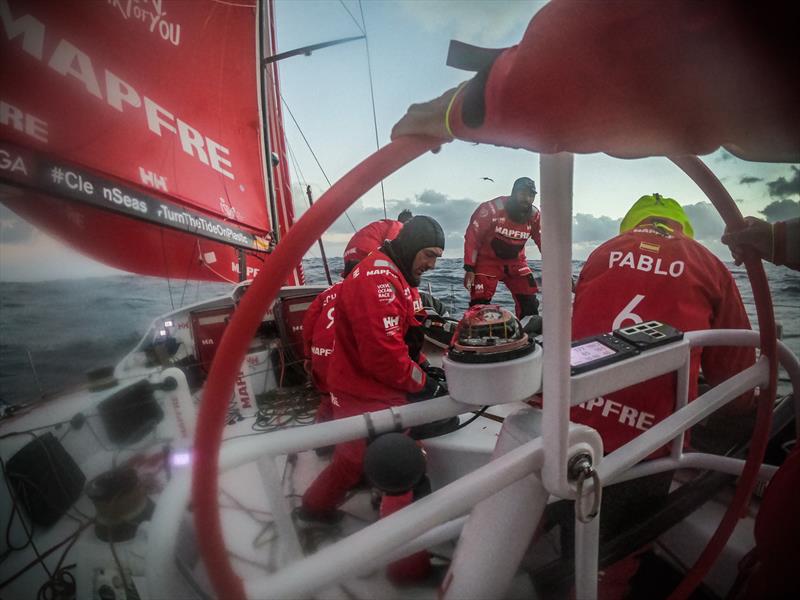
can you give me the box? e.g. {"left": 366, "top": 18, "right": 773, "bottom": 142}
{"left": 392, "top": 189, "right": 479, "bottom": 252}
{"left": 683, "top": 201, "right": 725, "bottom": 241}
{"left": 739, "top": 176, "right": 762, "bottom": 185}
{"left": 572, "top": 213, "right": 619, "bottom": 243}
{"left": 398, "top": 0, "right": 541, "bottom": 46}
{"left": 714, "top": 150, "right": 734, "bottom": 162}
{"left": 303, "top": 189, "right": 734, "bottom": 262}
{"left": 760, "top": 199, "right": 800, "bottom": 223}
{"left": 297, "top": 188, "right": 478, "bottom": 258}
{"left": 767, "top": 166, "right": 800, "bottom": 198}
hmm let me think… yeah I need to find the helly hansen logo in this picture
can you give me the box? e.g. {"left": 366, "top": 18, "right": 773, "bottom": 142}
{"left": 383, "top": 316, "right": 400, "bottom": 329}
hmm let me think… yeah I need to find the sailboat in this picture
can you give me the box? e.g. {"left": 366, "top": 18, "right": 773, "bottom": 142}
{"left": 1, "top": 1, "right": 798, "bottom": 599}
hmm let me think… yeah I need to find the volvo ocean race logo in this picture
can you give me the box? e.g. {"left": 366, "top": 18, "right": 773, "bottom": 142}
{"left": 107, "top": 0, "right": 181, "bottom": 47}
{"left": 376, "top": 282, "right": 395, "bottom": 304}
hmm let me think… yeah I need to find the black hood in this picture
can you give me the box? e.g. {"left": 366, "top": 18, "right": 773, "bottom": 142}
{"left": 507, "top": 177, "right": 537, "bottom": 223}
{"left": 382, "top": 216, "right": 444, "bottom": 286}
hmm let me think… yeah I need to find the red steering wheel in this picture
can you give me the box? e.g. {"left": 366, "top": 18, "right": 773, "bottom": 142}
{"left": 191, "top": 136, "right": 440, "bottom": 599}
{"left": 192, "top": 142, "right": 777, "bottom": 600}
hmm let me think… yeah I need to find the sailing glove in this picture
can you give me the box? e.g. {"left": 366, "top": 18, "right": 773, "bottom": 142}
{"left": 408, "top": 374, "right": 447, "bottom": 402}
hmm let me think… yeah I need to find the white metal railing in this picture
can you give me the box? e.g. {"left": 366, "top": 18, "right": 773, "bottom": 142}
{"left": 146, "top": 147, "right": 800, "bottom": 598}
{"left": 540, "top": 152, "right": 575, "bottom": 499}
{"left": 145, "top": 328, "right": 800, "bottom": 599}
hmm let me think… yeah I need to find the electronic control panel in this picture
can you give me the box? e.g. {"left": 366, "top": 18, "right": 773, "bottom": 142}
{"left": 570, "top": 321, "right": 683, "bottom": 375}
{"left": 612, "top": 321, "right": 684, "bottom": 349}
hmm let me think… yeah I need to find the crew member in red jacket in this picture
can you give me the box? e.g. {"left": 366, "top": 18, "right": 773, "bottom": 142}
{"left": 342, "top": 209, "right": 413, "bottom": 276}
{"left": 571, "top": 194, "right": 755, "bottom": 455}
{"left": 302, "top": 216, "right": 445, "bottom": 582}
{"left": 303, "top": 210, "right": 413, "bottom": 421}
{"left": 464, "top": 177, "right": 542, "bottom": 318}
{"left": 542, "top": 195, "right": 755, "bottom": 597}
{"left": 301, "top": 280, "right": 342, "bottom": 423}
{"left": 390, "top": 2, "right": 797, "bottom": 163}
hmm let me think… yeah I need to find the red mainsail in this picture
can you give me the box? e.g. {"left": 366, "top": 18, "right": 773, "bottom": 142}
{"left": 0, "top": 0, "right": 301, "bottom": 284}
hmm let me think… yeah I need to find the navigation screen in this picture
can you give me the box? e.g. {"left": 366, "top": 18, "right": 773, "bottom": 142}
{"left": 571, "top": 340, "right": 615, "bottom": 367}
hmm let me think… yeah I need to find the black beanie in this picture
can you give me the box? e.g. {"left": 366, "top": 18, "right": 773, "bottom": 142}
{"left": 511, "top": 177, "right": 536, "bottom": 195}
{"left": 383, "top": 216, "right": 444, "bottom": 284}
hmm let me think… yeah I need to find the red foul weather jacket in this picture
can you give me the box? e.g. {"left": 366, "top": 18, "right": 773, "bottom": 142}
{"left": 302, "top": 281, "right": 342, "bottom": 394}
{"left": 570, "top": 223, "right": 755, "bottom": 455}
{"left": 343, "top": 219, "right": 404, "bottom": 264}
{"left": 464, "top": 196, "right": 542, "bottom": 269}
{"left": 327, "top": 249, "right": 427, "bottom": 407}
{"left": 446, "top": 1, "right": 797, "bottom": 162}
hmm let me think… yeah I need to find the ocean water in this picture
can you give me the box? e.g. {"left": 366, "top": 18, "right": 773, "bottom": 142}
{"left": 0, "top": 258, "right": 797, "bottom": 405}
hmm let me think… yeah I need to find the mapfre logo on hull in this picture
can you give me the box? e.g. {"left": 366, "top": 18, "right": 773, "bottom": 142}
{"left": 107, "top": 0, "right": 182, "bottom": 47}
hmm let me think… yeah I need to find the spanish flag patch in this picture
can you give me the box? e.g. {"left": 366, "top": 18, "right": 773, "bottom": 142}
{"left": 639, "top": 241, "right": 660, "bottom": 253}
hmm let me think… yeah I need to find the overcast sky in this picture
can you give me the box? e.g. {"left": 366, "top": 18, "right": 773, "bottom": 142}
{"left": 1, "top": 1, "right": 799, "bottom": 281}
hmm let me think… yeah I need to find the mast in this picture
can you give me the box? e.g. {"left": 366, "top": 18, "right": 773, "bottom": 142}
{"left": 306, "top": 186, "right": 334, "bottom": 285}
{"left": 257, "top": 0, "right": 282, "bottom": 247}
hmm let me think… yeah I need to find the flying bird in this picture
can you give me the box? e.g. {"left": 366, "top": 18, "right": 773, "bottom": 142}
{"left": 481, "top": 177, "right": 494, "bottom": 182}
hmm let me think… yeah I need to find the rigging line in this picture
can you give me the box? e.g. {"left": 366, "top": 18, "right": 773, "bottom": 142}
{"left": 0, "top": 520, "right": 93, "bottom": 591}
{"left": 179, "top": 241, "right": 200, "bottom": 308}
{"left": 279, "top": 95, "right": 333, "bottom": 186}
{"left": 358, "top": 0, "right": 387, "bottom": 219}
{"left": 338, "top": 0, "right": 365, "bottom": 35}
{"left": 285, "top": 138, "right": 309, "bottom": 195}
{"left": 0, "top": 459, "right": 51, "bottom": 581}
{"left": 200, "top": 260, "right": 239, "bottom": 285}
{"left": 197, "top": 240, "right": 239, "bottom": 284}
{"left": 279, "top": 94, "right": 357, "bottom": 232}
{"left": 159, "top": 229, "right": 175, "bottom": 310}
{"left": 305, "top": 186, "right": 334, "bottom": 285}
{"left": 286, "top": 139, "right": 334, "bottom": 282}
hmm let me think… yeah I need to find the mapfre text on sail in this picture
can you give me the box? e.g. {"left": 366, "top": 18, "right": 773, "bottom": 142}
{"left": 1, "top": 1, "right": 235, "bottom": 179}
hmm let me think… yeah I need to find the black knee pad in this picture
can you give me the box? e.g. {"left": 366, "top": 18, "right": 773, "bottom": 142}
{"left": 363, "top": 433, "right": 426, "bottom": 495}
{"left": 412, "top": 475, "right": 432, "bottom": 501}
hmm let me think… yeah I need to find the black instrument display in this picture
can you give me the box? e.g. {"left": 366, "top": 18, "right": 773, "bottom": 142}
{"left": 612, "top": 321, "right": 684, "bottom": 349}
{"left": 570, "top": 321, "right": 683, "bottom": 375}
{"left": 570, "top": 333, "right": 639, "bottom": 375}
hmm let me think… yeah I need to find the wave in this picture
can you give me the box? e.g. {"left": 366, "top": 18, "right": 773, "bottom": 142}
{"left": 782, "top": 283, "right": 800, "bottom": 295}
{"left": 1, "top": 258, "right": 797, "bottom": 405}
